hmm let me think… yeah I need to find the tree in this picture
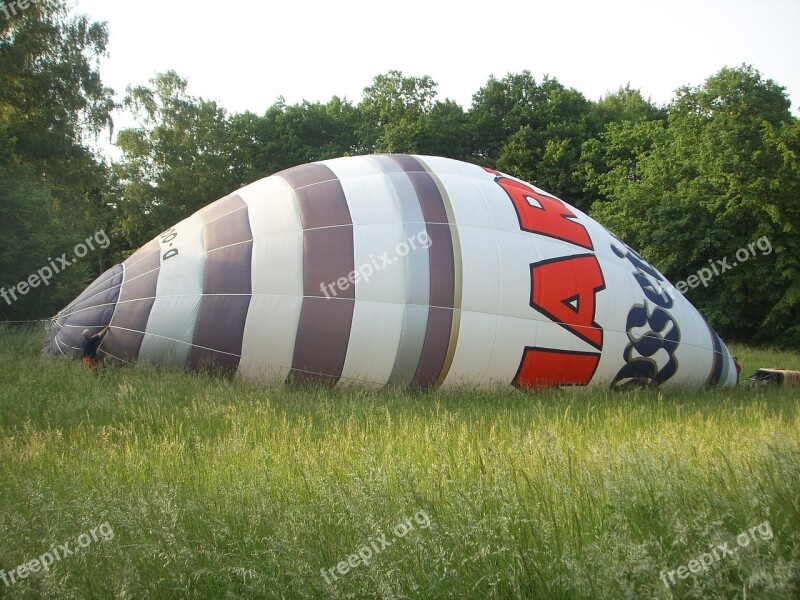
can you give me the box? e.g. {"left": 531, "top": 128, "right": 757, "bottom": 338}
{"left": 591, "top": 85, "right": 664, "bottom": 125}
{"left": 470, "top": 72, "right": 596, "bottom": 208}
{"left": 229, "top": 96, "right": 360, "bottom": 181}
{"left": 416, "top": 99, "right": 471, "bottom": 160}
{"left": 358, "top": 71, "right": 439, "bottom": 153}
{"left": 579, "top": 119, "right": 667, "bottom": 204}
{"left": 0, "top": 0, "right": 114, "bottom": 320}
{"left": 591, "top": 65, "right": 799, "bottom": 346}
{"left": 579, "top": 87, "right": 666, "bottom": 204}
{"left": 113, "top": 71, "right": 238, "bottom": 249}
{"left": 469, "top": 71, "right": 541, "bottom": 162}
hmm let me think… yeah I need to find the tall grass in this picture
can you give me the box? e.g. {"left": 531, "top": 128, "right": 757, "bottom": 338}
{"left": 0, "top": 325, "right": 798, "bottom": 598}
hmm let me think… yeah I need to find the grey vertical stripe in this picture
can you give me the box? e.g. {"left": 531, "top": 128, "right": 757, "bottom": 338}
{"left": 389, "top": 155, "right": 458, "bottom": 389}
{"left": 279, "top": 162, "right": 355, "bottom": 384}
{"left": 188, "top": 194, "right": 253, "bottom": 372}
{"left": 106, "top": 240, "right": 160, "bottom": 363}
{"left": 368, "top": 155, "right": 431, "bottom": 387}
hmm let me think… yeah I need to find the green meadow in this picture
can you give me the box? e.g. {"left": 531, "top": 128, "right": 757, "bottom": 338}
{"left": 0, "top": 325, "right": 798, "bottom": 599}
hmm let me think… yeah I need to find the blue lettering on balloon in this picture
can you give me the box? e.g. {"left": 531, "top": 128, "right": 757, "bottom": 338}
{"left": 612, "top": 302, "right": 680, "bottom": 387}
{"left": 611, "top": 236, "right": 681, "bottom": 387}
{"left": 610, "top": 237, "right": 674, "bottom": 308}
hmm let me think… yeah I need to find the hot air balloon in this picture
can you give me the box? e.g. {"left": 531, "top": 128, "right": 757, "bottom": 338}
{"left": 43, "top": 155, "right": 736, "bottom": 389}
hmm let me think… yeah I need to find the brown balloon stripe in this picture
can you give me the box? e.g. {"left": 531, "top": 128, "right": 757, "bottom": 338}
{"left": 389, "top": 155, "right": 459, "bottom": 389}
{"left": 188, "top": 194, "right": 253, "bottom": 372}
{"left": 105, "top": 239, "right": 160, "bottom": 363}
{"left": 706, "top": 323, "right": 727, "bottom": 385}
{"left": 279, "top": 162, "right": 355, "bottom": 384}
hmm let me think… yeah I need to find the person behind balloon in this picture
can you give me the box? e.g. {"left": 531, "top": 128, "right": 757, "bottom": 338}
{"left": 81, "top": 326, "right": 109, "bottom": 373}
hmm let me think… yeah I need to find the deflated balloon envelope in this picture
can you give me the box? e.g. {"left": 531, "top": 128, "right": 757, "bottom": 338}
{"left": 44, "top": 154, "right": 736, "bottom": 389}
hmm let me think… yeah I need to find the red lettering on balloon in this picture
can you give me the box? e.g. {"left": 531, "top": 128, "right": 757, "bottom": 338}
{"left": 530, "top": 254, "right": 606, "bottom": 350}
{"left": 513, "top": 347, "right": 601, "bottom": 388}
{"left": 488, "top": 169, "right": 606, "bottom": 388}
{"left": 495, "top": 176, "right": 593, "bottom": 250}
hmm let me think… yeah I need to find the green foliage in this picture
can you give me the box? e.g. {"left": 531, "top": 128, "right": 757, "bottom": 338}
{"left": 0, "top": 0, "right": 114, "bottom": 167}
{"left": 591, "top": 85, "right": 666, "bottom": 126}
{"left": 472, "top": 71, "right": 598, "bottom": 209}
{"left": 591, "top": 66, "right": 800, "bottom": 346}
{"left": 359, "top": 70, "right": 440, "bottom": 153}
{"left": 111, "top": 71, "right": 240, "bottom": 250}
{"left": 0, "top": 0, "right": 115, "bottom": 321}
{"left": 230, "top": 95, "right": 360, "bottom": 180}
{"left": 579, "top": 86, "right": 667, "bottom": 203}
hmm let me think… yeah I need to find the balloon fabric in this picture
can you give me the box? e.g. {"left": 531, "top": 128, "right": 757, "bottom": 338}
{"left": 44, "top": 155, "right": 736, "bottom": 389}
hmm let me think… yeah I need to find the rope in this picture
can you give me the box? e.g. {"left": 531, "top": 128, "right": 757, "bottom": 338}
{"left": 0, "top": 319, "right": 50, "bottom": 324}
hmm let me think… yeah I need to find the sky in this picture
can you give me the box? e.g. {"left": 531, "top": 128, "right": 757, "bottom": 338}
{"left": 72, "top": 0, "right": 799, "bottom": 138}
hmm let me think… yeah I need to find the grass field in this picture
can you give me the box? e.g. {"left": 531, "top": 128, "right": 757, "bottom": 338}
{"left": 0, "top": 325, "right": 798, "bottom": 599}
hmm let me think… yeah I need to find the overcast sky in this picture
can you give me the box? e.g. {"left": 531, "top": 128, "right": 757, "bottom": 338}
{"left": 73, "top": 0, "right": 799, "bottom": 125}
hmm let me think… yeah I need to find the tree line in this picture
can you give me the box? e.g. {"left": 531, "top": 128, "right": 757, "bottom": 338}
{"left": 1, "top": 1, "right": 798, "bottom": 346}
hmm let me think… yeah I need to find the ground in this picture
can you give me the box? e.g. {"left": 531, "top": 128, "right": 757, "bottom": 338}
{"left": 0, "top": 326, "right": 798, "bottom": 599}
